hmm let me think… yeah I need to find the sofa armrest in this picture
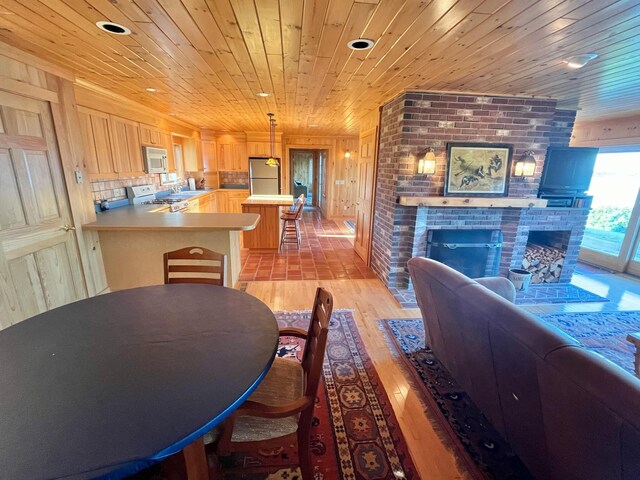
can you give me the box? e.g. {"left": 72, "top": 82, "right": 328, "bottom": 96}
{"left": 474, "top": 277, "right": 517, "bottom": 303}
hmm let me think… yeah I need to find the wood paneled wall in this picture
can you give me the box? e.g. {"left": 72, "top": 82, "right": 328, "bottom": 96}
{"left": 0, "top": 48, "right": 107, "bottom": 298}
{"left": 283, "top": 135, "right": 359, "bottom": 219}
{"left": 572, "top": 115, "right": 640, "bottom": 147}
{"left": 74, "top": 83, "right": 198, "bottom": 138}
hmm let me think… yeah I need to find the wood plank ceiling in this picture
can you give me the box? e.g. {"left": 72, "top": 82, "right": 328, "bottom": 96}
{"left": 0, "top": 0, "right": 639, "bottom": 135}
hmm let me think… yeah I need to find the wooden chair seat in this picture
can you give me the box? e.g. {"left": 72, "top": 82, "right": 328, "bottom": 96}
{"left": 231, "top": 357, "right": 303, "bottom": 442}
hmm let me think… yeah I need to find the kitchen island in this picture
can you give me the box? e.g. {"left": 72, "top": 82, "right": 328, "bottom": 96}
{"left": 241, "top": 195, "right": 295, "bottom": 249}
{"left": 83, "top": 205, "right": 259, "bottom": 290}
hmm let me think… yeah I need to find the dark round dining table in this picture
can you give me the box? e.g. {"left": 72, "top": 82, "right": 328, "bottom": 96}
{"left": 0, "top": 284, "right": 279, "bottom": 480}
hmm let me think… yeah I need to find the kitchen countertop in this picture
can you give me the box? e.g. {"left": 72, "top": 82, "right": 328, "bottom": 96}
{"left": 83, "top": 204, "right": 259, "bottom": 232}
{"left": 242, "top": 194, "right": 294, "bottom": 206}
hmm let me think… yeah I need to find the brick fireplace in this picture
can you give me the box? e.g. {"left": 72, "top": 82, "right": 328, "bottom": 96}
{"left": 369, "top": 91, "right": 587, "bottom": 307}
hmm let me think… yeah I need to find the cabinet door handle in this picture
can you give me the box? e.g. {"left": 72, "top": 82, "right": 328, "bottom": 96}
{"left": 60, "top": 224, "right": 76, "bottom": 232}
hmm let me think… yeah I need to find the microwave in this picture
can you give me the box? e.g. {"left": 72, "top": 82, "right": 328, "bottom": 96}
{"left": 143, "top": 146, "right": 168, "bottom": 174}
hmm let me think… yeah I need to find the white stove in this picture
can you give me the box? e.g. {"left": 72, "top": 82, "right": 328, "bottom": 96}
{"left": 126, "top": 184, "right": 192, "bottom": 212}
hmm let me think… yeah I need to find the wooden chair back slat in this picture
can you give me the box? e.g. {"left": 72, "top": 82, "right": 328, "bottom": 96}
{"left": 301, "top": 288, "right": 333, "bottom": 399}
{"left": 163, "top": 246, "right": 226, "bottom": 286}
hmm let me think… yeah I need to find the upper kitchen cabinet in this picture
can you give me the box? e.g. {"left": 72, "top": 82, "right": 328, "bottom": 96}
{"left": 140, "top": 124, "right": 164, "bottom": 146}
{"left": 109, "top": 116, "right": 145, "bottom": 177}
{"left": 202, "top": 140, "right": 217, "bottom": 172}
{"left": 216, "top": 133, "right": 247, "bottom": 171}
{"left": 164, "top": 132, "right": 176, "bottom": 172}
{"left": 182, "top": 137, "right": 203, "bottom": 172}
{"left": 246, "top": 131, "right": 282, "bottom": 158}
{"left": 78, "top": 107, "right": 116, "bottom": 180}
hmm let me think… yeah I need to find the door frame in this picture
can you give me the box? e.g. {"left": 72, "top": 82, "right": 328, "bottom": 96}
{"left": 578, "top": 146, "right": 640, "bottom": 274}
{"left": 289, "top": 148, "right": 318, "bottom": 206}
{"left": 285, "top": 144, "right": 334, "bottom": 215}
{"left": 354, "top": 123, "right": 380, "bottom": 266}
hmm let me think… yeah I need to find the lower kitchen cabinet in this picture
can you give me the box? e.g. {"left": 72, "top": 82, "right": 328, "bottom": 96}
{"left": 215, "top": 190, "right": 249, "bottom": 213}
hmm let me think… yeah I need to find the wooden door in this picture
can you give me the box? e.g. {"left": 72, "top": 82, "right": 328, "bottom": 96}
{"left": 354, "top": 127, "right": 378, "bottom": 264}
{"left": 0, "top": 91, "right": 86, "bottom": 327}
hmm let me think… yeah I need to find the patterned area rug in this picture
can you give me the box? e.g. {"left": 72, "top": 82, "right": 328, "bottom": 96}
{"left": 538, "top": 310, "right": 640, "bottom": 374}
{"left": 129, "top": 310, "right": 416, "bottom": 480}
{"left": 515, "top": 283, "right": 608, "bottom": 305}
{"left": 381, "top": 318, "right": 533, "bottom": 480}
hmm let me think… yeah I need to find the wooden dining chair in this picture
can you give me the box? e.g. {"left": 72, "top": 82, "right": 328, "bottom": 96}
{"left": 280, "top": 196, "right": 305, "bottom": 250}
{"left": 163, "top": 246, "right": 226, "bottom": 286}
{"left": 216, "top": 287, "right": 333, "bottom": 479}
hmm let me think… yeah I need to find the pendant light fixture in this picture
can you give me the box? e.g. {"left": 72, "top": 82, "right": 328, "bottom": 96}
{"left": 265, "top": 113, "right": 280, "bottom": 167}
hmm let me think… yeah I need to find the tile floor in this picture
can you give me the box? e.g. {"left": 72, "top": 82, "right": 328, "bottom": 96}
{"left": 239, "top": 208, "right": 377, "bottom": 282}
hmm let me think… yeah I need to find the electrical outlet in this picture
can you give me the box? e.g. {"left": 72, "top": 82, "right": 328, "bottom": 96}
{"left": 74, "top": 170, "right": 84, "bottom": 184}
{"left": 335, "top": 179, "right": 345, "bottom": 185}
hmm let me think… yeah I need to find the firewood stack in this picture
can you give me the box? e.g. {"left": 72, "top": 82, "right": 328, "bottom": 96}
{"left": 521, "top": 244, "right": 565, "bottom": 284}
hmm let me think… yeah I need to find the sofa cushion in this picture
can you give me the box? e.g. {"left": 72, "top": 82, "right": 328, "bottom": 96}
{"left": 540, "top": 346, "right": 640, "bottom": 480}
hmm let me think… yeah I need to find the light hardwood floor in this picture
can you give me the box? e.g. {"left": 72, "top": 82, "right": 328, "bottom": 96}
{"left": 246, "top": 278, "right": 468, "bottom": 480}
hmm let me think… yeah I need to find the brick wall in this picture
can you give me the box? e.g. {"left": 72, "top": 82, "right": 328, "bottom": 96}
{"left": 371, "top": 91, "right": 579, "bottom": 293}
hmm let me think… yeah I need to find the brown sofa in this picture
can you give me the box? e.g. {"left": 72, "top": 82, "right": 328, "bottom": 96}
{"left": 408, "top": 257, "right": 640, "bottom": 480}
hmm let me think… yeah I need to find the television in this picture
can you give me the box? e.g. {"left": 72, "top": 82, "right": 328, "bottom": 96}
{"left": 538, "top": 146, "right": 599, "bottom": 196}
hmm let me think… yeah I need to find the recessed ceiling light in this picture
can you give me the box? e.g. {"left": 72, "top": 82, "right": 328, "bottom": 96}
{"left": 256, "top": 92, "right": 270, "bottom": 97}
{"left": 563, "top": 53, "right": 598, "bottom": 69}
{"left": 145, "top": 87, "right": 157, "bottom": 92}
{"left": 347, "top": 38, "right": 375, "bottom": 50}
{"left": 308, "top": 124, "right": 318, "bottom": 128}
{"left": 96, "top": 21, "right": 132, "bottom": 36}
{"left": 169, "top": 113, "right": 177, "bottom": 116}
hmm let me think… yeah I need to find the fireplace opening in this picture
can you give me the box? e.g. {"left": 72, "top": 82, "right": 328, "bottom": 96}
{"left": 426, "top": 229, "right": 502, "bottom": 278}
{"left": 521, "top": 230, "right": 570, "bottom": 283}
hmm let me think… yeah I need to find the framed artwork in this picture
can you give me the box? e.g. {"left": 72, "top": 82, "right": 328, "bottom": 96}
{"left": 444, "top": 142, "right": 513, "bottom": 196}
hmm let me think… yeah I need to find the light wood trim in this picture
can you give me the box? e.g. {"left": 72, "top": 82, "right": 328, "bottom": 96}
{"left": 0, "top": 40, "right": 74, "bottom": 81}
{"left": 398, "top": 196, "right": 548, "bottom": 208}
{"left": 0, "top": 77, "right": 59, "bottom": 103}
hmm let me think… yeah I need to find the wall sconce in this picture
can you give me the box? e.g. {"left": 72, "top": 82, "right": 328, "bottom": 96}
{"left": 417, "top": 148, "right": 437, "bottom": 175}
{"left": 513, "top": 151, "right": 536, "bottom": 177}
{"left": 344, "top": 150, "right": 351, "bottom": 159}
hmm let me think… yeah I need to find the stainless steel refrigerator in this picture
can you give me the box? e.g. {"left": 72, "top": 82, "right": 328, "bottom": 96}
{"left": 249, "top": 157, "right": 281, "bottom": 195}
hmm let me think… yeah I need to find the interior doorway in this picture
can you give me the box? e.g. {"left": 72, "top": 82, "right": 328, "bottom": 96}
{"left": 290, "top": 149, "right": 327, "bottom": 207}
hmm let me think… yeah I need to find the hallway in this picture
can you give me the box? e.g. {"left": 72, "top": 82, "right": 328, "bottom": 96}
{"left": 239, "top": 208, "right": 376, "bottom": 282}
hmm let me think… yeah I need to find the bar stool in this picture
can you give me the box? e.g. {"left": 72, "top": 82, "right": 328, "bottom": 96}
{"left": 280, "top": 196, "right": 305, "bottom": 250}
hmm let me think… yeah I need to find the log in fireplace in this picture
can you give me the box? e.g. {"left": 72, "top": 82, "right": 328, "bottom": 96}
{"left": 521, "top": 230, "right": 571, "bottom": 283}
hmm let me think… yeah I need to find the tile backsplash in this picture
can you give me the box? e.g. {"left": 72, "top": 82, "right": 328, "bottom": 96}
{"left": 219, "top": 171, "right": 249, "bottom": 185}
{"left": 91, "top": 174, "right": 161, "bottom": 202}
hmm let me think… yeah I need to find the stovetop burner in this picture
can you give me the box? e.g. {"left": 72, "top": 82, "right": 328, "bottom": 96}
{"left": 143, "top": 198, "right": 183, "bottom": 204}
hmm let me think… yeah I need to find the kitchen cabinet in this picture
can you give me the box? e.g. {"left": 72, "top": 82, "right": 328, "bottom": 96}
{"left": 183, "top": 138, "right": 203, "bottom": 172}
{"left": 215, "top": 190, "right": 249, "bottom": 213}
{"left": 202, "top": 140, "right": 217, "bottom": 172}
{"left": 140, "top": 124, "right": 164, "bottom": 146}
{"left": 217, "top": 135, "right": 247, "bottom": 171}
{"left": 78, "top": 107, "right": 117, "bottom": 180}
{"left": 195, "top": 192, "right": 217, "bottom": 213}
{"left": 164, "top": 133, "right": 176, "bottom": 172}
{"left": 109, "top": 116, "right": 145, "bottom": 176}
{"left": 247, "top": 141, "right": 282, "bottom": 158}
